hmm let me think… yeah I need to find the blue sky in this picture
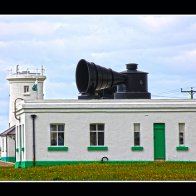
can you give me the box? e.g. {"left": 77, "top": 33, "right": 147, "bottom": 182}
{"left": 1, "top": 15, "right": 196, "bottom": 132}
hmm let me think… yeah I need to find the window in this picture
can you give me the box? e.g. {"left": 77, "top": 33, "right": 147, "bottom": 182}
{"left": 134, "top": 123, "right": 140, "bottom": 146}
{"left": 50, "top": 124, "right": 65, "bottom": 146}
{"left": 24, "top": 85, "right": 29, "bottom": 93}
{"left": 179, "top": 123, "right": 185, "bottom": 145}
{"left": 90, "top": 123, "right": 104, "bottom": 146}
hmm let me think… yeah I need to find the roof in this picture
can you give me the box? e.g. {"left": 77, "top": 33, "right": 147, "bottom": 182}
{"left": 0, "top": 125, "right": 15, "bottom": 136}
{"left": 16, "top": 99, "right": 196, "bottom": 114}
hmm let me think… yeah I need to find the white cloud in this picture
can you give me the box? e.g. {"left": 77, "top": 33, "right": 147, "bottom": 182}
{"left": 1, "top": 15, "right": 196, "bottom": 132}
{"left": 184, "top": 49, "right": 196, "bottom": 57}
{"left": 138, "top": 15, "right": 178, "bottom": 31}
{"left": 0, "top": 21, "right": 61, "bottom": 36}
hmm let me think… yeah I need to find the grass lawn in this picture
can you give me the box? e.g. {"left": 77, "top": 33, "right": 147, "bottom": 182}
{"left": 0, "top": 162, "right": 196, "bottom": 181}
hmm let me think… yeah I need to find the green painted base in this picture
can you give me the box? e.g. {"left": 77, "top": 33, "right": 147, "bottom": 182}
{"left": 15, "top": 162, "right": 20, "bottom": 168}
{"left": 1, "top": 156, "right": 16, "bottom": 162}
{"left": 14, "top": 160, "right": 196, "bottom": 169}
{"left": 15, "top": 160, "right": 153, "bottom": 168}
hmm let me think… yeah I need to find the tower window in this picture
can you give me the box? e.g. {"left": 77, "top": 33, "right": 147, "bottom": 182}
{"left": 24, "top": 85, "right": 29, "bottom": 93}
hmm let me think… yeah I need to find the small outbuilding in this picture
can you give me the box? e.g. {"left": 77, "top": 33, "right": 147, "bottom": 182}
{"left": 0, "top": 125, "right": 16, "bottom": 162}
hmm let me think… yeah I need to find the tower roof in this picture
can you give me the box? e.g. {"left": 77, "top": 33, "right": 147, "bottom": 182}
{"left": 6, "top": 65, "right": 46, "bottom": 81}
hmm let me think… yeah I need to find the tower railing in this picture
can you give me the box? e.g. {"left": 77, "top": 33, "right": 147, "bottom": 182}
{"left": 7, "top": 65, "right": 45, "bottom": 78}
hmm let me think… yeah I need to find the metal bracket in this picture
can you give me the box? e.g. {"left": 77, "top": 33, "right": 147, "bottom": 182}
{"left": 14, "top": 98, "right": 24, "bottom": 121}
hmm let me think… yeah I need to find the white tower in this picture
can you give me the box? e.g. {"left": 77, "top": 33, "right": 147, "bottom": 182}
{"left": 7, "top": 65, "right": 46, "bottom": 127}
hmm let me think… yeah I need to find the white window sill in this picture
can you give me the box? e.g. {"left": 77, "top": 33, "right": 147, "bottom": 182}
{"left": 23, "top": 93, "right": 30, "bottom": 96}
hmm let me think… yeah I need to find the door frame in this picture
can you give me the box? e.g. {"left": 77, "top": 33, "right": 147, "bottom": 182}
{"left": 153, "top": 123, "right": 166, "bottom": 160}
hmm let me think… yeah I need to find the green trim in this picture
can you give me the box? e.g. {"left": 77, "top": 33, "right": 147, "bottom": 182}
{"left": 15, "top": 160, "right": 153, "bottom": 168}
{"left": 15, "top": 162, "right": 20, "bottom": 168}
{"left": 21, "top": 147, "right": 24, "bottom": 152}
{"left": 167, "top": 160, "right": 196, "bottom": 162}
{"left": 1, "top": 157, "right": 7, "bottom": 162}
{"left": 1, "top": 156, "right": 15, "bottom": 162}
{"left": 15, "top": 161, "right": 34, "bottom": 168}
{"left": 131, "top": 146, "right": 144, "bottom": 151}
{"left": 176, "top": 146, "right": 189, "bottom": 151}
{"left": 14, "top": 160, "right": 196, "bottom": 168}
{"left": 48, "top": 146, "right": 69, "bottom": 151}
{"left": 16, "top": 148, "right": 19, "bottom": 152}
{"left": 87, "top": 146, "right": 108, "bottom": 151}
{"left": 21, "top": 161, "right": 34, "bottom": 168}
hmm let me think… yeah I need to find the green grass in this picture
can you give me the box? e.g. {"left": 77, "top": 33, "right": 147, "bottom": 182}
{"left": 1, "top": 162, "right": 196, "bottom": 181}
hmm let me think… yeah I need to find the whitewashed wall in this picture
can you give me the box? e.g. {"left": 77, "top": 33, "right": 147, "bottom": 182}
{"left": 7, "top": 136, "right": 15, "bottom": 158}
{"left": 0, "top": 137, "right": 6, "bottom": 158}
{"left": 7, "top": 76, "right": 46, "bottom": 127}
{"left": 16, "top": 99, "right": 196, "bottom": 163}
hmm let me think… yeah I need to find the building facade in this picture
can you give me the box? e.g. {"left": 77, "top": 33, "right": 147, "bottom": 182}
{"left": 0, "top": 65, "right": 46, "bottom": 162}
{"left": 7, "top": 65, "right": 46, "bottom": 127}
{"left": 0, "top": 126, "right": 15, "bottom": 162}
{"left": 2, "top": 63, "right": 196, "bottom": 168}
{"left": 14, "top": 99, "right": 196, "bottom": 168}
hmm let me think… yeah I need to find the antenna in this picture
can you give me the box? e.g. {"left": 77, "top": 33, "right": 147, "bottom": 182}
{"left": 181, "top": 87, "right": 196, "bottom": 99}
{"left": 16, "top": 65, "right": 19, "bottom": 74}
{"left": 41, "top": 65, "right": 44, "bottom": 75}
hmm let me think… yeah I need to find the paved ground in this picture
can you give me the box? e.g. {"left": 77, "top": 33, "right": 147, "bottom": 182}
{"left": 0, "top": 160, "right": 15, "bottom": 167}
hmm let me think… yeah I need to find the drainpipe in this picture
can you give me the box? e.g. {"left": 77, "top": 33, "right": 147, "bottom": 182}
{"left": 31, "top": 114, "right": 37, "bottom": 166}
{"left": 14, "top": 98, "right": 24, "bottom": 121}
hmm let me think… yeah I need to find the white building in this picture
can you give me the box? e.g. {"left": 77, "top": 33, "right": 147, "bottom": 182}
{"left": 0, "top": 125, "right": 15, "bottom": 162}
{"left": 0, "top": 65, "right": 46, "bottom": 163}
{"left": 14, "top": 99, "right": 196, "bottom": 168}
{"left": 1, "top": 61, "right": 196, "bottom": 168}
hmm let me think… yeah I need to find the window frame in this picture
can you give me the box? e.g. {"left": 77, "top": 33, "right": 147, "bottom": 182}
{"left": 179, "top": 123, "right": 185, "bottom": 146}
{"left": 90, "top": 123, "right": 105, "bottom": 146}
{"left": 24, "top": 85, "right": 29, "bottom": 93}
{"left": 50, "top": 124, "right": 65, "bottom": 147}
{"left": 134, "top": 123, "right": 140, "bottom": 146}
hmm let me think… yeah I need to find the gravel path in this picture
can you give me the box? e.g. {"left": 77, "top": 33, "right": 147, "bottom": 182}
{"left": 0, "top": 160, "right": 15, "bottom": 167}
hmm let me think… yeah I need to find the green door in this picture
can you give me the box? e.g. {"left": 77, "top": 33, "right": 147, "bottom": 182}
{"left": 154, "top": 123, "right": 166, "bottom": 160}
